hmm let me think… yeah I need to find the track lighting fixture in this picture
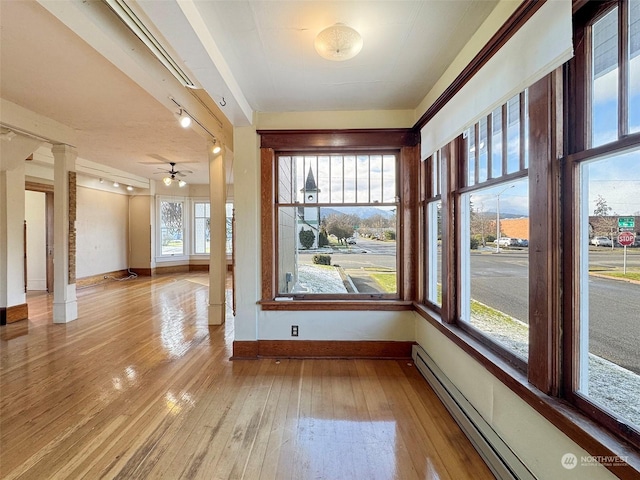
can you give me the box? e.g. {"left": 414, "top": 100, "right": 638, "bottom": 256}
{"left": 178, "top": 109, "right": 191, "bottom": 128}
{"left": 212, "top": 139, "right": 221, "bottom": 154}
{"left": 113, "top": 181, "right": 120, "bottom": 187}
{"left": 127, "top": 185, "right": 134, "bottom": 191}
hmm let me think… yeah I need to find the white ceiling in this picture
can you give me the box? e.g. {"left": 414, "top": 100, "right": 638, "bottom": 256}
{"left": 0, "top": 0, "right": 499, "bottom": 185}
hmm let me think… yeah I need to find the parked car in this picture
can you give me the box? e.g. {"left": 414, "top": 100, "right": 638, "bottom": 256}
{"left": 346, "top": 237, "right": 357, "bottom": 245}
{"left": 590, "top": 236, "right": 612, "bottom": 247}
{"left": 516, "top": 238, "right": 529, "bottom": 247}
{"left": 494, "top": 237, "right": 515, "bottom": 247}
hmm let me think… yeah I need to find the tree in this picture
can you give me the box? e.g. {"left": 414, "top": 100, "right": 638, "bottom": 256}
{"left": 318, "top": 225, "right": 329, "bottom": 247}
{"left": 324, "top": 213, "right": 356, "bottom": 244}
{"left": 593, "top": 194, "right": 617, "bottom": 237}
{"left": 469, "top": 200, "right": 491, "bottom": 247}
{"left": 298, "top": 228, "right": 315, "bottom": 249}
{"left": 594, "top": 194, "right": 612, "bottom": 217}
{"left": 161, "top": 202, "right": 182, "bottom": 234}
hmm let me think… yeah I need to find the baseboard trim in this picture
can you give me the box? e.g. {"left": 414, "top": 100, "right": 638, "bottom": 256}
{"left": 76, "top": 270, "right": 133, "bottom": 289}
{"left": 0, "top": 303, "right": 29, "bottom": 325}
{"left": 232, "top": 340, "right": 414, "bottom": 360}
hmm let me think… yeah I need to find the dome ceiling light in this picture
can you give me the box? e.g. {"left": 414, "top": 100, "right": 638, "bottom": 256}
{"left": 314, "top": 23, "right": 363, "bottom": 61}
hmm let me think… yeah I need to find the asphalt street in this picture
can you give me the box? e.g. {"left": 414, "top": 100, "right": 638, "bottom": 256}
{"left": 469, "top": 249, "right": 640, "bottom": 374}
{"left": 303, "top": 239, "right": 640, "bottom": 374}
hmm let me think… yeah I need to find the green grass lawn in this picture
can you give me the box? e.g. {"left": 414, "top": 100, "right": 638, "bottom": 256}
{"left": 593, "top": 271, "right": 640, "bottom": 282}
{"left": 371, "top": 273, "right": 396, "bottom": 293}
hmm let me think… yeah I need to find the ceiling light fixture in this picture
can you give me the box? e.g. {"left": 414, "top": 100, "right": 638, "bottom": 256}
{"left": 162, "top": 176, "right": 187, "bottom": 188}
{"left": 177, "top": 109, "right": 192, "bottom": 128}
{"left": 160, "top": 161, "right": 188, "bottom": 187}
{"left": 127, "top": 185, "right": 134, "bottom": 191}
{"left": 314, "top": 23, "right": 363, "bottom": 61}
{"left": 212, "top": 139, "right": 221, "bottom": 155}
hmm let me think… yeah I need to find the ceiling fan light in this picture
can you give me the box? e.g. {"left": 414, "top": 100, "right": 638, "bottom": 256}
{"left": 314, "top": 23, "right": 363, "bottom": 61}
{"left": 178, "top": 180, "right": 187, "bottom": 187}
{"left": 163, "top": 176, "right": 172, "bottom": 186}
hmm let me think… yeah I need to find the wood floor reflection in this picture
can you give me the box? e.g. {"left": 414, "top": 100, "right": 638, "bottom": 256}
{"left": 1, "top": 273, "right": 493, "bottom": 479}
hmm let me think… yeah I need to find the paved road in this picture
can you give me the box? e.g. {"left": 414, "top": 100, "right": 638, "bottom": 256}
{"left": 302, "top": 240, "right": 640, "bottom": 374}
{"left": 470, "top": 250, "right": 640, "bottom": 374}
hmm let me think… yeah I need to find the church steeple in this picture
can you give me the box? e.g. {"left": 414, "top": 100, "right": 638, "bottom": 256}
{"left": 302, "top": 167, "right": 319, "bottom": 193}
{"left": 301, "top": 167, "right": 320, "bottom": 202}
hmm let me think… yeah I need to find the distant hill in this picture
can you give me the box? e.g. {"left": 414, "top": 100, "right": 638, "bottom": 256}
{"left": 476, "top": 211, "right": 527, "bottom": 219}
{"left": 319, "top": 206, "right": 394, "bottom": 219}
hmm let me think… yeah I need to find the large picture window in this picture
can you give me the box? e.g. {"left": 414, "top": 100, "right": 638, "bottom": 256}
{"left": 259, "top": 129, "right": 417, "bottom": 307}
{"left": 159, "top": 199, "right": 185, "bottom": 256}
{"left": 578, "top": 151, "right": 640, "bottom": 433}
{"left": 276, "top": 153, "right": 398, "bottom": 297}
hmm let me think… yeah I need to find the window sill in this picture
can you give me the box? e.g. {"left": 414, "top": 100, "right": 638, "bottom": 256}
{"left": 259, "top": 299, "right": 413, "bottom": 311}
{"left": 413, "top": 303, "right": 640, "bottom": 479}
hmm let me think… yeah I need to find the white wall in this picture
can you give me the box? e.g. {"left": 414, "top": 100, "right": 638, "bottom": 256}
{"left": 234, "top": 110, "right": 419, "bottom": 343}
{"left": 76, "top": 186, "right": 129, "bottom": 278}
{"left": 25, "top": 191, "right": 47, "bottom": 291}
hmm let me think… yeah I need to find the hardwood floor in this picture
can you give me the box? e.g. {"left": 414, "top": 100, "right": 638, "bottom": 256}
{"left": 1, "top": 273, "right": 494, "bottom": 479}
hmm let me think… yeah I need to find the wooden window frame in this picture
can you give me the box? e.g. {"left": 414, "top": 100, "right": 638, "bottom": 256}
{"left": 422, "top": 150, "right": 443, "bottom": 310}
{"left": 417, "top": 69, "right": 639, "bottom": 477}
{"left": 413, "top": 1, "right": 640, "bottom": 476}
{"left": 564, "top": 0, "right": 640, "bottom": 452}
{"left": 258, "top": 129, "right": 419, "bottom": 311}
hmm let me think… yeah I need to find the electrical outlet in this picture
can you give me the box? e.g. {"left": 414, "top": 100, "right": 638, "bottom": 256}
{"left": 291, "top": 325, "right": 298, "bottom": 337}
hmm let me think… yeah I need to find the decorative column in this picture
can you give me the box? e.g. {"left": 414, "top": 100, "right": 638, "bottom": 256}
{"left": 51, "top": 144, "right": 78, "bottom": 323}
{"left": 208, "top": 141, "right": 226, "bottom": 325}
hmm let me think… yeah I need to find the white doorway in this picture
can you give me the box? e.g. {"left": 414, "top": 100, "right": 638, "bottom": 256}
{"left": 25, "top": 190, "right": 47, "bottom": 291}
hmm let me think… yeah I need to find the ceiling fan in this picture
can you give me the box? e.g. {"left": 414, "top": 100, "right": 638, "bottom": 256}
{"left": 155, "top": 162, "right": 193, "bottom": 187}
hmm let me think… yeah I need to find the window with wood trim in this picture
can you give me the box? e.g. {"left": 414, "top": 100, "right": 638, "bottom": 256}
{"left": 588, "top": 0, "right": 640, "bottom": 147}
{"left": 568, "top": 0, "right": 640, "bottom": 450}
{"left": 458, "top": 92, "right": 530, "bottom": 365}
{"left": 276, "top": 153, "right": 398, "bottom": 297}
{"left": 421, "top": 150, "right": 443, "bottom": 308}
{"left": 259, "top": 129, "right": 418, "bottom": 308}
{"left": 414, "top": 0, "right": 640, "bottom": 473}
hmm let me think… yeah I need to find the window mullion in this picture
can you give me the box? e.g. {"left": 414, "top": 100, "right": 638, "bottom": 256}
{"left": 527, "top": 71, "right": 563, "bottom": 395}
{"left": 619, "top": 0, "right": 629, "bottom": 137}
{"left": 501, "top": 103, "right": 508, "bottom": 176}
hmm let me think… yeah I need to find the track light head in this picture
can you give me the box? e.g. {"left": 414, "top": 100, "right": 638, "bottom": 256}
{"left": 177, "top": 108, "right": 191, "bottom": 128}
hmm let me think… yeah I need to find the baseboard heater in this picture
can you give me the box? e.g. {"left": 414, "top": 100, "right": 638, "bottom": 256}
{"left": 412, "top": 345, "right": 536, "bottom": 480}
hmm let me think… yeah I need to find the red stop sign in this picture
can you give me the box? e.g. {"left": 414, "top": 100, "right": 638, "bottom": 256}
{"left": 618, "top": 232, "right": 635, "bottom": 246}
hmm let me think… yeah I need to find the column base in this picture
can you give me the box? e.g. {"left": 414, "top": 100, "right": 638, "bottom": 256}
{"left": 53, "top": 300, "right": 78, "bottom": 323}
{"left": 208, "top": 303, "right": 226, "bottom": 325}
